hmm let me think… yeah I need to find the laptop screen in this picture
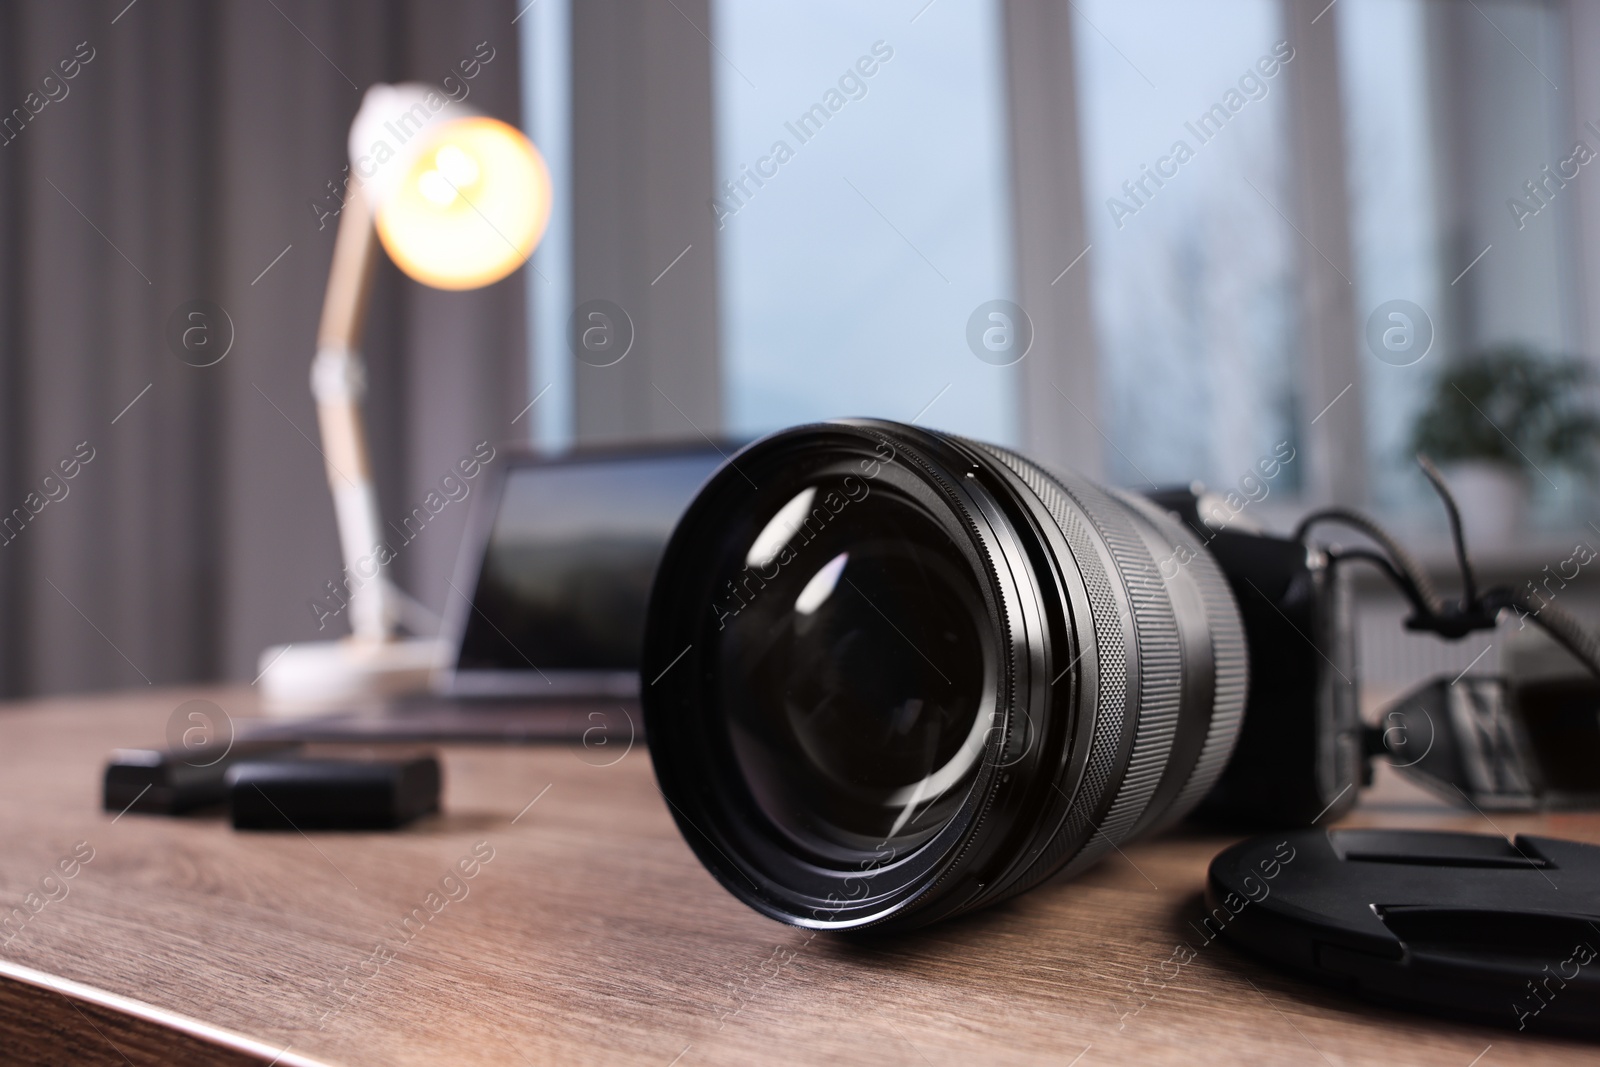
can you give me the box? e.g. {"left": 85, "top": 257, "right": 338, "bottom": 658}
{"left": 454, "top": 448, "right": 725, "bottom": 676}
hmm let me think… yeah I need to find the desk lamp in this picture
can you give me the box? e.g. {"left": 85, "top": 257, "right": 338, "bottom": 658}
{"left": 260, "top": 84, "right": 551, "bottom": 711}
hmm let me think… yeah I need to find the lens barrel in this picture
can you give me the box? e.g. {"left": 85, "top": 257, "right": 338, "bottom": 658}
{"left": 644, "top": 420, "right": 1246, "bottom": 932}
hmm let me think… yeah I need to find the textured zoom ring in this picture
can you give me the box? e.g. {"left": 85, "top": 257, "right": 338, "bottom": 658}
{"left": 1128, "top": 495, "right": 1248, "bottom": 828}
{"left": 1037, "top": 467, "right": 1182, "bottom": 874}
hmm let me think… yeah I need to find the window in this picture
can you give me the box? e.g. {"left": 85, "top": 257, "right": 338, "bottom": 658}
{"left": 1073, "top": 0, "right": 1300, "bottom": 494}
{"left": 710, "top": 0, "right": 1018, "bottom": 443}
{"left": 1341, "top": 0, "right": 1583, "bottom": 526}
{"left": 1339, "top": 0, "right": 1442, "bottom": 516}
{"left": 534, "top": 0, "right": 1593, "bottom": 533}
{"left": 520, "top": 0, "right": 574, "bottom": 452}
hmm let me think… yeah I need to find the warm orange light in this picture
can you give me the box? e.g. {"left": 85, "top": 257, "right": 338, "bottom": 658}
{"left": 374, "top": 116, "right": 551, "bottom": 291}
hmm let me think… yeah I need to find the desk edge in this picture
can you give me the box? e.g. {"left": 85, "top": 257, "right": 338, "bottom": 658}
{"left": 0, "top": 957, "right": 335, "bottom": 1066}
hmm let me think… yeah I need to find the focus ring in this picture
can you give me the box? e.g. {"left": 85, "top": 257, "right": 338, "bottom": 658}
{"left": 970, "top": 443, "right": 1182, "bottom": 882}
{"left": 966, "top": 442, "right": 1132, "bottom": 886}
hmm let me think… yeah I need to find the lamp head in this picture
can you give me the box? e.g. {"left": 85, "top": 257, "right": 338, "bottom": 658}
{"left": 348, "top": 83, "right": 551, "bottom": 291}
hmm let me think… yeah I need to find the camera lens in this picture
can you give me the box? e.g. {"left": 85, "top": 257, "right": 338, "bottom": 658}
{"left": 644, "top": 420, "right": 1246, "bottom": 932}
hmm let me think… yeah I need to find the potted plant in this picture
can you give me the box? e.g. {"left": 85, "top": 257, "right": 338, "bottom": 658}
{"left": 1409, "top": 345, "right": 1600, "bottom": 549}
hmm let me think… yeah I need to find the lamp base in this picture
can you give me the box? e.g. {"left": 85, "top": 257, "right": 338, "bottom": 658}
{"left": 256, "top": 637, "right": 449, "bottom": 717}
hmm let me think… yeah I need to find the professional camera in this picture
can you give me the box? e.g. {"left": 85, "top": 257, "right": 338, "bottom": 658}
{"left": 642, "top": 419, "right": 1600, "bottom": 933}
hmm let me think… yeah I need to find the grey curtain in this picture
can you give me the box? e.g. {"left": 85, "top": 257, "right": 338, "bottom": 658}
{"left": 0, "top": 0, "right": 527, "bottom": 695}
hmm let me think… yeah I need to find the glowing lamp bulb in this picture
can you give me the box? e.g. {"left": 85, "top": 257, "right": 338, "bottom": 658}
{"left": 434, "top": 144, "right": 480, "bottom": 188}
{"left": 374, "top": 116, "right": 551, "bottom": 291}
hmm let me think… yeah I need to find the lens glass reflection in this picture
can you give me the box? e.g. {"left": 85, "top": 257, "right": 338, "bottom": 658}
{"left": 717, "top": 480, "right": 992, "bottom": 858}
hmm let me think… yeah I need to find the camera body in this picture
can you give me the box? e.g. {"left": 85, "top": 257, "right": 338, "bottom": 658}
{"left": 1147, "top": 487, "right": 1362, "bottom": 827}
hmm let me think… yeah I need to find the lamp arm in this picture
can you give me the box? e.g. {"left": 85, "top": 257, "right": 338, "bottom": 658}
{"left": 310, "top": 181, "right": 397, "bottom": 642}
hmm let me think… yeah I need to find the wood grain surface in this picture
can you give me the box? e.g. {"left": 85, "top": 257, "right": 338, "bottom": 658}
{"left": 0, "top": 686, "right": 1595, "bottom": 1066}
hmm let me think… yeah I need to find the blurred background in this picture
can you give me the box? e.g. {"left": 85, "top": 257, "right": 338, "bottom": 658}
{"left": 2, "top": 0, "right": 1599, "bottom": 697}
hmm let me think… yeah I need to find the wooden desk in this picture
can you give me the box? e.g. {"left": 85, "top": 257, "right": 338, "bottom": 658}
{"left": 0, "top": 686, "right": 1595, "bottom": 1066}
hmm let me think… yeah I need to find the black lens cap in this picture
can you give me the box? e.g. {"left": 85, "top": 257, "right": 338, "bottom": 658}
{"left": 1207, "top": 829, "right": 1600, "bottom": 1037}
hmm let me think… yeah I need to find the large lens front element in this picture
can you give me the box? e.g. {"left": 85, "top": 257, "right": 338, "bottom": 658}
{"left": 721, "top": 486, "right": 994, "bottom": 858}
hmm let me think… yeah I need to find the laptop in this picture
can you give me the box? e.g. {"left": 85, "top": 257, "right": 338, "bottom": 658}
{"left": 245, "top": 442, "right": 728, "bottom": 744}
